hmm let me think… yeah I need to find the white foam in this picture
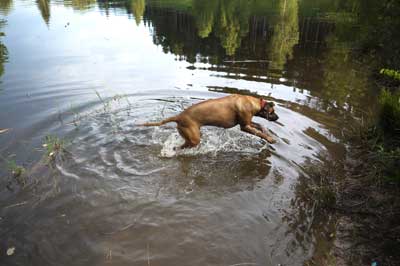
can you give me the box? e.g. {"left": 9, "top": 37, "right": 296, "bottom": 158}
{"left": 159, "top": 127, "right": 266, "bottom": 157}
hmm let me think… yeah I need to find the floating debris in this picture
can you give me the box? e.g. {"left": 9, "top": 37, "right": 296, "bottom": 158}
{"left": 6, "top": 247, "right": 15, "bottom": 256}
{"left": 0, "top": 128, "right": 11, "bottom": 134}
{"left": 4, "top": 201, "right": 28, "bottom": 209}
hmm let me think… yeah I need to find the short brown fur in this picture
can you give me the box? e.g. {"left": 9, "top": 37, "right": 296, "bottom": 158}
{"left": 140, "top": 94, "right": 278, "bottom": 149}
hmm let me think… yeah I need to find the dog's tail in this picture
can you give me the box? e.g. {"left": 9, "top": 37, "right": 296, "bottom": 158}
{"left": 137, "top": 116, "right": 178, "bottom": 127}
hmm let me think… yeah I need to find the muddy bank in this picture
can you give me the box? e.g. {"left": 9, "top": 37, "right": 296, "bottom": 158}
{"left": 333, "top": 138, "right": 400, "bottom": 265}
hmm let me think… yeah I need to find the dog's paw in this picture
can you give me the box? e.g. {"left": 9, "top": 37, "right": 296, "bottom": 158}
{"left": 266, "top": 137, "right": 276, "bottom": 144}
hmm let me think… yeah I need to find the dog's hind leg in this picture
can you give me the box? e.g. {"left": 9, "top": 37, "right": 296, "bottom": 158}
{"left": 177, "top": 125, "right": 200, "bottom": 149}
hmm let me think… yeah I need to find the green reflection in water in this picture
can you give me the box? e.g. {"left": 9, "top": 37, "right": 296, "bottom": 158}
{"left": 268, "top": 0, "right": 299, "bottom": 70}
{"left": 320, "top": 35, "right": 369, "bottom": 111}
{"left": 130, "top": 0, "right": 146, "bottom": 25}
{"left": 193, "top": 0, "right": 217, "bottom": 38}
{"left": 213, "top": 0, "right": 250, "bottom": 56}
{"left": 36, "top": 0, "right": 51, "bottom": 25}
{"left": 0, "top": 0, "right": 13, "bottom": 15}
{"left": 192, "top": 0, "right": 299, "bottom": 61}
{"left": 5, "top": 0, "right": 400, "bottom": 113}
{"left": 64, "top": 0, "right": 97, "bottom": 11}
{"left": 0, "top": 20, "right": 8, "bottom": 79}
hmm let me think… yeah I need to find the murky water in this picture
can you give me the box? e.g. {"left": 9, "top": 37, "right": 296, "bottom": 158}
{"left": 0, "top": 0, "right": 387, "bottom": 265}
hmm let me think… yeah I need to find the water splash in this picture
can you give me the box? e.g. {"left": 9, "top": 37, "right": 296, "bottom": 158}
{"left": 159, "top": 127, "right": 267, "bottom": 157}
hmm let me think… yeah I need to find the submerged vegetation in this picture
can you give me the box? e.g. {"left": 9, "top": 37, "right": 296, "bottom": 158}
{"left": 43, "top": 135, "right": 65, "bottom": 161}
{"left": 7, "top": 160, "right": 25, "bottom": 177}
{"left": 6, "top": 159, "right": 26, "bottom": 187}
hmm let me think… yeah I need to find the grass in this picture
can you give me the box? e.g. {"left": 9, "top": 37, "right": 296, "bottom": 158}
{"left": 380, "top": 68, "right": 400, "bottom": 81}
{"left": 43, "top": 135, "right": 65, "bottom": 161}
{"left": 378, "top": 89, "right": 400, "bottom": 140}
{"left": 7, "top": 160, "right": 25, "bottom": 177}
{"left": 6, "top": 159, "right": 27, "bottom": 187}
{"left": 373, "top": 89, "right": 400, "bottom": 183}
{"left": 301, "top": 163, "right": 337, "bottom": 210}
{"left": 68, "top": 91, "right": 132, "bottom": 130}
{"left": 95, "top": 90, "right": 111, "bottom": 113}
{"left": 346, "top": 89, "right": 400, "bottom": 183}
{"left": 335, "top": 87, "right": 400, "bottom": 265}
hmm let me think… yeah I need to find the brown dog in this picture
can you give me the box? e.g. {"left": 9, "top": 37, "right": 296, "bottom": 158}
{"left": 140, "top": 94, "right": 279, "bottom": 149}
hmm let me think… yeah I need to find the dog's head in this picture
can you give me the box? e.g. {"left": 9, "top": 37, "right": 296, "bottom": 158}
{"left": 257, "top": 101, "right": 279, "bottom": 121}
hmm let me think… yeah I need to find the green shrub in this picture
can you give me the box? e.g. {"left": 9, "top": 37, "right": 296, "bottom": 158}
{"left": 381, "top": 148, "right": 400, "bottom": 182}
{"left": 374, "top": 89, "right": 400, "bottom": 182}
{"left": 380, "top": 68, "right": 400, "bottom": 81}
{"left": 378, "top": 89, "right": 400, "bottom": 141}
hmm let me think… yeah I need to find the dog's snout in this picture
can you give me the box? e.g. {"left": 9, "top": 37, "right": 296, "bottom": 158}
{"left": 268, "top": 113, "right": 279, "bottom": 121}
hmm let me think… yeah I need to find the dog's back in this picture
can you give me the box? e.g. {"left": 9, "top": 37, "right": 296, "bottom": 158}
{"left": 180, "top": 95, "right": 241, "bottom": 128}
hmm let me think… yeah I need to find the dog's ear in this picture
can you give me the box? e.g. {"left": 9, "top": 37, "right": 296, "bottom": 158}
{"left": 265, "top": 102, "right": 276, "bottom": 114}
{"left": 263, "top": 102, "right": 274, "bottom": 111}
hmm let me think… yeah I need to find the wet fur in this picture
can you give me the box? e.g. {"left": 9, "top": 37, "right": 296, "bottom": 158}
{"left": 140, "top": 94, "right": 278, "bottom": 149}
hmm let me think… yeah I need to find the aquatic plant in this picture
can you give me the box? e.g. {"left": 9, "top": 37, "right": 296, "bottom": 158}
{"left": 7, "top": 160, "right": 25, "bottom": 177}
{"left": 6, "top": 159, "right": 27, "bottom": 187}
{"left": 43, "top": 135, "right": 65, "bottom": 160}
{"left": 95, "top": 90, "right": 112, "bottom": 113}
{"left": 298, "top": 161, "right": 337, "bottom": 211}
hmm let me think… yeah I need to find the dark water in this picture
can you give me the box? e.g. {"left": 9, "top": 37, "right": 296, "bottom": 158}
{"left": 0, "top": 0, "right": 394, "bottom": 265}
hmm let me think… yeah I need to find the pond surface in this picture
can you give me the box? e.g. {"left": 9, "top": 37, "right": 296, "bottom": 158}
{"left": 0, "top": 0, "right": 390, "bottom": 265}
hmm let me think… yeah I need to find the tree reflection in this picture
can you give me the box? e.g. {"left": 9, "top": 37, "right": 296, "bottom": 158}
{"left": 313, "top": 0, "right": 400, "bottom": 111}
{"left": 0, "top": 0, "right": 13, "bottom": 15}
{"left": 193, "top": 0, "right": 217, "bottom": 38}
{"left": 193, "top": 0, "right": 251, "bottom": 56}
{"left": 191, "top": 0, "right": 301, "bottom": 60}
{"left": 320, "top": 35, "right": 369, "bottom": 111}
{"left": 268, "top": 0, "right": 299, "bottom": 71}
{"left": 36, "top": 0, "right": 51, "bottom": 25}
{"left": 0, "top": 20, "right": 8, "bottom": 78}
{"left": 26, "top": 0, "right": 399, "bottom": 114}
{"left": 65, "top": 0, "right": 96, "bottom": 11}
{"left": 0, "top": 43, "right": 6, "bottom": 78}
{"left": 130, "top": 0, "right": 145, "bottom": 25}
{"left": 215, "top": 0, "right": 250, "bottom": 56}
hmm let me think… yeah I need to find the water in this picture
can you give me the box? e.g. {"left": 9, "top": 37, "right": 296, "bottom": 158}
{"left": 0, "top": 0, "right": 391, "bottom": 265}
